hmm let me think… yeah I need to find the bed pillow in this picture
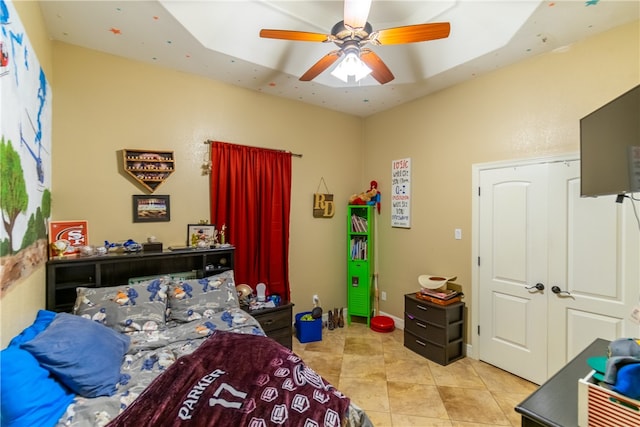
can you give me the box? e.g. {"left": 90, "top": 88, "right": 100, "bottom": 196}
{"left": 1, "top": 311, "right": 75, "bottom": 427}
{"left": 7, "top": 309, "right": 57, "bottom": 347}
{"left": 1, "top": 346, "right": 75, "bottom": 427}
{"left": 74, "top": 279, "right": 169, "bottom": 332}
{"left": 21, "top": 312, "right": 130, "bottom": 398}
{"left": 167, "top": 270, "right": 238, "bottom": 322}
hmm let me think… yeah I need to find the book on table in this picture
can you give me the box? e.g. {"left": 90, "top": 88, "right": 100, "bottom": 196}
{"left": 419, "top": 287, "right": 459, "bottom": 300}
{"left": 415, "top": 293, "right": 462, "bottom": 306}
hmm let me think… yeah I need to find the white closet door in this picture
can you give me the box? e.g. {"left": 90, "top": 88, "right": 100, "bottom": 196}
{"left": 478, "top": 159, "right": 640, "bottom": 384}
{"left": 478, "top": 163, "right": 549, "bottom": 384}
{"left": 547, "top": 160, "right": 640, "bottom": 377}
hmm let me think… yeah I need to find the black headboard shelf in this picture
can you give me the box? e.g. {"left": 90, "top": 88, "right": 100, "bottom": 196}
{"left": 46, "top": 247, "right": 235, "bottom": 312}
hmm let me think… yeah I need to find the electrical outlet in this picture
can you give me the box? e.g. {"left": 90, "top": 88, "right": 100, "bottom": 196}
{"left": 381, "top": 291, "right": 387, "bottom": 301}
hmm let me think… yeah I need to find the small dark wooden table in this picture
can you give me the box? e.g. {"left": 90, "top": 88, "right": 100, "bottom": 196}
{"left": 515, "top": 338, "right": 610, "bottom": 427}
{"left": 243, "top": 302, "right": 294, "bottom": 350}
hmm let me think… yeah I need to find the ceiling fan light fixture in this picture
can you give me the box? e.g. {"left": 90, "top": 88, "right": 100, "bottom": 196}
{"left": 331, "top": 51, "right": 372, "bottom": 83}
{"left": 260, "top": 1, "right": 450, "bottom": 85}
{"left": 343, "top": 0, "right": 372, "bottom": 29}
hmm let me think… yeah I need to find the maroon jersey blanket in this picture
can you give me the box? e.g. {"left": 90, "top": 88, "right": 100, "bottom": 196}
{"left": 108, "top": 331, "right": 351, "bottom": 426}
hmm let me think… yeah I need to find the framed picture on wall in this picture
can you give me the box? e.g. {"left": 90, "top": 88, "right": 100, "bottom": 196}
{"left": 132, "top": 195, "right": 171, "bottom": 223}
{"left": 48, "top": 220, "right": 89, "bottom": 257}
{"left": 187, "top": 224, "right": 217, "bottom": 247}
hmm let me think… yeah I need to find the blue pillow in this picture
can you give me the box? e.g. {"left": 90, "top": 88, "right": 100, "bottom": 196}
{"left": 8, "top": 309, "right": 56, "bottom": 347}
{"left": 1, "top": 344, "right": 75, "bottom": 427}
{"left": 21, "top": 313, "right": 130, "bottom": 398}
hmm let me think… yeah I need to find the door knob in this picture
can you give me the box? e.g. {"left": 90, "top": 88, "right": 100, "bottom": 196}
{"left": 551, "top": 285, "right": 571, "bottom": 296}
{"left": 526, "top": 283, "right": 545, "bottom": 291}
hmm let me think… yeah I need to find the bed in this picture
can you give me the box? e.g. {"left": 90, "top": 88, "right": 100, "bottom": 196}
{"left": 1, "top": 271, "right": 372, "bottom": 427}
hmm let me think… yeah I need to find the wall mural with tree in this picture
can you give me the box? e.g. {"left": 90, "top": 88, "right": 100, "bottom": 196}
{"left": 0, "top": 0, "right": 52, "bottom": 296}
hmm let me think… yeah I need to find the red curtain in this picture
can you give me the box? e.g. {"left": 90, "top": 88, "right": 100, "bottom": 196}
{"left": 209, "top": 141, "right": 292, "bottom": 302}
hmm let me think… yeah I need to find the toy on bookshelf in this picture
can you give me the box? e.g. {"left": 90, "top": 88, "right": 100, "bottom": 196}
{"left": 348, "top": 180, "right": 381, "bottom": 213}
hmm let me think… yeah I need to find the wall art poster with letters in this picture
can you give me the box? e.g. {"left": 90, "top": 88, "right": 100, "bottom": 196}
{"left": 391, "top": 158, "right": 411, "bottom": 228}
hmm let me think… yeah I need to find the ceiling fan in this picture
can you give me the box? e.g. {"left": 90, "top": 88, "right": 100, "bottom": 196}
{"left": 259, "top": 0, "right": 450, "bottom": 84}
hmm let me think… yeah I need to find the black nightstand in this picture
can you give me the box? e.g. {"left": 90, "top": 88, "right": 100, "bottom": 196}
{"left": 244, "top": 302, "right": 294, "bottom": 349}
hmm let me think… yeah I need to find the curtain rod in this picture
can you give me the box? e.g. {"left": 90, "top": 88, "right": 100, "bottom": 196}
{"left": 204, "top": 140, "right": 302, "bottom": 158}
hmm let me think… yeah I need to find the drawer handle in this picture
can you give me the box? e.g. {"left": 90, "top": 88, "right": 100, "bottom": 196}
{"left": 263, "top": 319, "right": 274, "bottom": 325}
{"left": 415, "top": 339, "right": 426, "bottom": 347}
{"left": 417, "top": 305, "right": 428, "bottom": 311}
{"left": 416, "top": 321, "right": 427, "bottom": 329}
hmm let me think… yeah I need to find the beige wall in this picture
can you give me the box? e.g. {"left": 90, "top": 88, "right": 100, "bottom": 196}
{"left": 49, "top": 42, "right": 365, "bottom": 332}
{"left": 2, "top": 1, "right": 638, "bottom": 349}
{"left": 2, "top": 3, "right": 364, "bottom": 347}
{"left": 364, "top": 20, "right": 639, "bottom": 342}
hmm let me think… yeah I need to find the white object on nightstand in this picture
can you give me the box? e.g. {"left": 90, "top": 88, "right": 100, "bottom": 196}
{"left": 256, "top": 283, "right": 266, "bottom": 302}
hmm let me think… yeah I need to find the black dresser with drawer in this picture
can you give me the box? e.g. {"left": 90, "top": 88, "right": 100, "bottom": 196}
{"left": 404, "top": 293, "right": 465, "bottom": 365}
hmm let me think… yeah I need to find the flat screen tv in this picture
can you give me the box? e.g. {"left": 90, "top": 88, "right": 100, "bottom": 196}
{"left": 580, "top": 84, "right": 640, "bottom": 197}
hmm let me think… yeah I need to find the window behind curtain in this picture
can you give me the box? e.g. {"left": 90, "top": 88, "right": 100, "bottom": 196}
{"left": 208, "top": 141, "right": 292, "bottom": 302}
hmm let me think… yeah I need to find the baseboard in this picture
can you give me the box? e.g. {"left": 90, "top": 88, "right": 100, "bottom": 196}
{"left": 315, "top": 309, "right": 405, "bottom": 329}
{"left": 308, "top": 308, "right": 475, "bottom": 358}
{"left": 378, "top": 310, "right": 404, "bottom": 330}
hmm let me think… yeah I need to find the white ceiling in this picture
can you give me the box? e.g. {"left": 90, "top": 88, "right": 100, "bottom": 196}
{"left": 39, "top": 1, "right": 639, "bottom": 117}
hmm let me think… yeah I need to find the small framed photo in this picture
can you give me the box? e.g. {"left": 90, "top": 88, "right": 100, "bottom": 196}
{"left": 132, "top": 195, "right": 171, "bottom": 223}
{"left": 49, "top": 220, "right": 89, "bottom": 257}
{"left": 187, "top": 224, "right": 217, "bottom": 247}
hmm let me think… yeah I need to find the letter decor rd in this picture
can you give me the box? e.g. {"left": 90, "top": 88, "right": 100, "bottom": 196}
{"left": 313, "top": 193, "right": 335, "bottom": 218}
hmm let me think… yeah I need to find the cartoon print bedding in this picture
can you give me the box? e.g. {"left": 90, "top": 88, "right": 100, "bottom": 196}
{"left": 2, "top": 269, "right": 372, "bottom": 427}
{"left": 54, "top": 309, "right": 266, "bottom": 427}
{"left": 52, "top": 315, "right": 370, "bottom": 427}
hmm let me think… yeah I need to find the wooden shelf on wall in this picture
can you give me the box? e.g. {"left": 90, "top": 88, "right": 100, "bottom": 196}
{"left": 122, "top": 149, "right": 175, "bottom": 193}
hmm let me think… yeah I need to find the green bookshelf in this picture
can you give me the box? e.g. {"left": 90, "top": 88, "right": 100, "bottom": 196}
{"left": 347, "top": 205, "right": 374, "bottom": 326}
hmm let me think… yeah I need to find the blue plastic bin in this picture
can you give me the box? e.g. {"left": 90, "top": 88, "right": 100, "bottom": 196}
{"left": 295, "top": 312, "right": 322, "bottom": 343}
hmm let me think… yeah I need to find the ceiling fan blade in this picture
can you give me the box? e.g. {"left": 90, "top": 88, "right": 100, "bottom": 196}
{"left": 300, "top": 51, "right": 342, "bottom": 81}
{"left": 360, "top": 49, "right": 394, "bottom": 84}
{"left": 260, "top": 29, "right": 330, "bottom": 42}
{"left": 373, "top": 22, "right": 450, "bottom": 45}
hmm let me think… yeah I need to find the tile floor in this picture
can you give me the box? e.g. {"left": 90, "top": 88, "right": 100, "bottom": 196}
{"left": 292, "top": 318, "right": 538, "bottom": 427}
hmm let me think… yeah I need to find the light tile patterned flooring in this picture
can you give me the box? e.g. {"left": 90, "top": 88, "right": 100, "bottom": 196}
{"left": 292, "top": 318, "right": 538, "bottom": 427}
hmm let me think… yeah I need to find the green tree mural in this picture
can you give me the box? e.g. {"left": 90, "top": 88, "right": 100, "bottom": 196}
{"left": 39, "top": 189, "right": 52, "bottom": 238}
{"left": 0, "top": 137, "right": 29, "bottom": 255}
{"left": 19, "top": 191, "right": 51, "bottom": 251}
